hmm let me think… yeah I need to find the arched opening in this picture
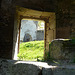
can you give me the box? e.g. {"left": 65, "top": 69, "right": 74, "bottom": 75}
{"left": 23, "top": 33, "right": 32, "bottom": 42}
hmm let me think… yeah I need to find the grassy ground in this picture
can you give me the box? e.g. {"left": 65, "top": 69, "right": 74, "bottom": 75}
{"left": 17, "top": 40, "right": 44, "bottom": 61}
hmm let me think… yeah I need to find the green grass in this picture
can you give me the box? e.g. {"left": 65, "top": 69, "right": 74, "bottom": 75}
{"left": 17, "top": 40, "right": 44, "bottom": 61}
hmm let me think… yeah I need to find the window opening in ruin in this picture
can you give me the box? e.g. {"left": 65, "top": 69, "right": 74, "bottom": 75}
{"left": 18, "top": 19, "right": 45, "bottom": 61}
{"left": 13, "top": 6, "right": 56, "bottom": 60}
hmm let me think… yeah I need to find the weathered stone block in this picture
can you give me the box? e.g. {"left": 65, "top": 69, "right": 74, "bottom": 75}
{"left": 0, "top": 59, "right": 42, "bottom": 75}
{"left": 53, "top": 66, "right": 75, "bottom": 75}
{"left": 50, "top": 39, "right": 75, "bottom": 61}
{"left": 42, "top": 67, "right": 52, "bottom": 75}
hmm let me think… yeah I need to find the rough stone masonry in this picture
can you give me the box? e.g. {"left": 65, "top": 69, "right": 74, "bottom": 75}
{"left": 0, "top": 59, "right": 75, "bottom": 75}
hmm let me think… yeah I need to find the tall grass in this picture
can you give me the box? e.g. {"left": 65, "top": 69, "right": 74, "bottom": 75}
{"left": 17, "top": 40, "right": 44, "bottom": 61}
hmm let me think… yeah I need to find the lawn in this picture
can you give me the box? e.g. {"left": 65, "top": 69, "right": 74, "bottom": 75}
{"left": 17, "top": 40, "right": 44, "bottom": 61}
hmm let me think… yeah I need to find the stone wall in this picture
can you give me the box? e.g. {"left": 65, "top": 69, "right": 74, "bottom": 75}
{"left": 56, "top": 0, "right": 75, "bottom": 39}
{"left": 13, "top": 0, "right": 55, "bottom": 12}
{"left": 0, "top": 59, "right": 75, "bottom": 75}
{"left": 50, "top": 39, "right": 75, "bottom": 62}
{"left": 0, "top": 0, "right": 15, "bottom": 59}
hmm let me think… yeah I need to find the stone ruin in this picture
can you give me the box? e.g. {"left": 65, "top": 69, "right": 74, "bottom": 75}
{"left": 0, "top": 0, "right": 75, "bottom": 75}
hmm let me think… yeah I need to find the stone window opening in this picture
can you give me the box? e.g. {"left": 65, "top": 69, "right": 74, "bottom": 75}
{"left": 13, "top": 6, "right": 56, "bottom": 60}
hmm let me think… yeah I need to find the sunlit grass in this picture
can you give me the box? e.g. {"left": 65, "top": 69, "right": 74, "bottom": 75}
{"left": 17, "top": 40, "right": 44, "bottom": 61}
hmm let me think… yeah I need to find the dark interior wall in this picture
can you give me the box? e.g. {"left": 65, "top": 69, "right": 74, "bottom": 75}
{"left": 70, "top": 0, "right": 75, "bottom": 38}
{"left": 0, "top": 0, "right": 15, "bottom": 59}
{"left": 56, "top": 0, "right": 75, "bottom": 39}
{"left": 0, "top": 0, "right": 1, "bottom": 5}
{"left": 13, "top": 0, "right": 56, "bottom": 12}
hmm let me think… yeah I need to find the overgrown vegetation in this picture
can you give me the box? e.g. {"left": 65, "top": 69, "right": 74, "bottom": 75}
{"left": 18, "top": 40, "right": 44, "bottom": 61}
